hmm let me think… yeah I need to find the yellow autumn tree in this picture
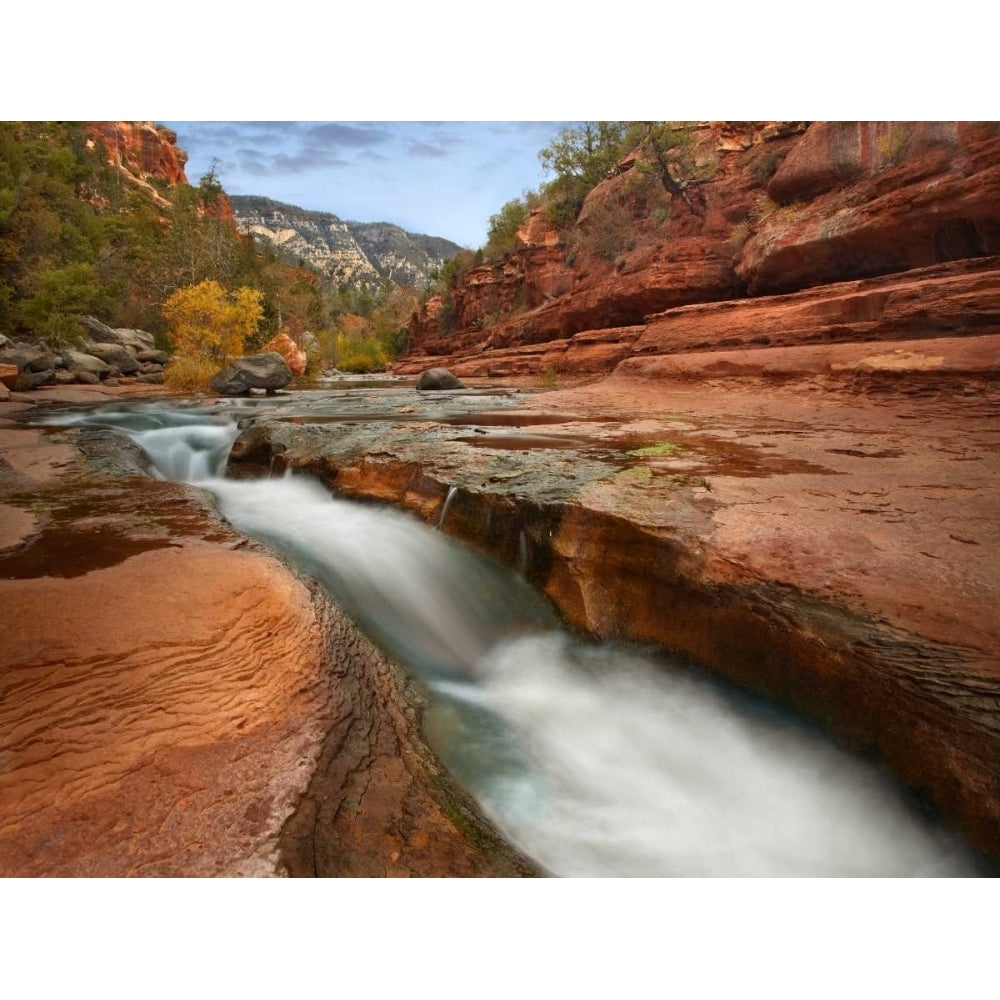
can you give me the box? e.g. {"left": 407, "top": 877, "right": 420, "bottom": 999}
{"left": 162, "top": 280, "right": 264, "bottom": 364}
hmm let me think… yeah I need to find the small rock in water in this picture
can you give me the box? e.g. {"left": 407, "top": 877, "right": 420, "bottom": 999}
{"left": 416, "top": 367, "right": 464, "bottom": 391}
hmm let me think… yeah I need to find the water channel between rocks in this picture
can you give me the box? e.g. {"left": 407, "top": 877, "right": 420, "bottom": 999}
{"left": 38, "top": 394, "right": 984, "bottom": 877}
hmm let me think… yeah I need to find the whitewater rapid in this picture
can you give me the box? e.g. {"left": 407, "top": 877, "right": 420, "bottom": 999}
{"left": 44, "top": 400, "right": 981, "bottom": 876}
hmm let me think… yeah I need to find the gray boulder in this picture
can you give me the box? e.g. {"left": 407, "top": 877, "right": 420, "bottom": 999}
{"left": 416, "top": 367, "right": 465, "bottom": 391}
{"left": 63, "top": 350, "right": 112, "bottom": 377}
{"left": 83, "top": 342, "right": 140, "bottom": 374}
{"left": 210, "top": 352, "right": 292, "bottom": 396}
{"left": 75, "top": 371, "right": 100, "bottom": 385}
{"left": 27, "top": 352, "right": 60, "bottom": 373}
{"left": 80, "top": 316, "right": 117, "bottom": 341}
{"left": 22, "top": 370, "right": 54, "bottom": 389}
{"left": 53, "top": 370, "right": 77, "bottom": 385}
{"left": 0, "top": 346, "right": 47, "bottom": 372}
{"left": 80, "top": 317, "right": 155, "bottom": 353}
{"left": 136, "top": 349, "right": 170, "bottom": 365}
{"left": 114, "top": 327, "right": 156, "bottom": 353}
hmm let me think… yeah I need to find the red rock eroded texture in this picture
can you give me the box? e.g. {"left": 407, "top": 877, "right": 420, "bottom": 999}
{"left": 739, "top": 122, "right": 1000, "bottom": 295}
{"left": 0, "top": 544, "right": 330, "bottom": 877}
{"left": 86, "top": 121, "right": 189, "bottom": 186}
{"left": 400, "top": 121, "right": 1000, "bottom": 384}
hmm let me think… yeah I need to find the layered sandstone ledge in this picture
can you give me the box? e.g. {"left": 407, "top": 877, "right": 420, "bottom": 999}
{"left": 0, "top": 389, "right": 531, "bottom": 877}
{"left": 401, "top": 122, "right": 1000, "bottom": 385}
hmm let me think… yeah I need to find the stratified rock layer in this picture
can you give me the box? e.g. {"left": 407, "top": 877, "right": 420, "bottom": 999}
{"left": 0, "top": 543, "right": 329, "bottom": 876}
{"left": 400, "top": 121, "right": 1000, "bottom": 384}
{"left": 229, "top": 195, "right": 463, "bottom": 288}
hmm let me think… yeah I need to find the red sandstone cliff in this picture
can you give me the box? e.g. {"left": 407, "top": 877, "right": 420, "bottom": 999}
{"left": 86, "top": 121, "right": 189, "bottom": 187}
{"left": 399, "top": 121, "right": 1000, "bottom": 385}
{"left": 84, "top": 121, "right": 234, "bottom": 224}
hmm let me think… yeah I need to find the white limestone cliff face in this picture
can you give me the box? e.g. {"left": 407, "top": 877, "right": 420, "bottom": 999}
{"left": 231, "top": 196, "right": 463, "bottom": 288}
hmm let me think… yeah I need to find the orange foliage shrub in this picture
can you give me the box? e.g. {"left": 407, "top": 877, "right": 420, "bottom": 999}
{"left": 262, "top": 331, "right": 307, "bottom": 377}
{"left": 162, "top": 280, "right": 263, "bottom": 363}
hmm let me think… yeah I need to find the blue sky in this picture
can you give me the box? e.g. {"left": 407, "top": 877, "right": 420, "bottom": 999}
{"left": 162, "top": 121, "right": 570, "bottom": 249}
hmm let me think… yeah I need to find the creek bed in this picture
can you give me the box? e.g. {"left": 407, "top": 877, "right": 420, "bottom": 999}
{"left": 36, "top": 396, "right": 990, "bottom": 876}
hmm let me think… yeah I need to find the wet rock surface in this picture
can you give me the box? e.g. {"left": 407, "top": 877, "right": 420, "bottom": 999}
{"left": 227, "top": 377, "right": 1000, "bottom": 860}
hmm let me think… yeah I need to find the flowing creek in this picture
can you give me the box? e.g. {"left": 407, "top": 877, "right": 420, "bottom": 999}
{"left": 39, "top": 397, "right": 984, "bottom": 876}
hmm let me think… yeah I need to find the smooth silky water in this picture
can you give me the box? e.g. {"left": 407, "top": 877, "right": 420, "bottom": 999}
{"left": 41, "top": 400, "right": 983, "bottom": 876}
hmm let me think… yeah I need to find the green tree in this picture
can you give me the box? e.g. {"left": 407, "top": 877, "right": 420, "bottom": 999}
{"left": 484, "top": 195, "right": 531, "bottom": 259}
{"left": 370, "top": 285, "right": 419, "bottom": 357}
{"left": 19, "top": 262, "right": 102, "bottom": 344}
{"left": 626, "top": 122, "right": 709, "bottom": 213}
{"left": 538, "top": 122, "right": 631, "bottom": 227}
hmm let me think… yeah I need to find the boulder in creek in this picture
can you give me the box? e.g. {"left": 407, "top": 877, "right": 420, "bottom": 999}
{"left": 210, "top": 352, "right": 292, "bottom": 396}
{"left": 416, "top": 367, "right": 465, "bottom": 391}
{"left": 83, "top": 342, "right": 140, "bottom": 374}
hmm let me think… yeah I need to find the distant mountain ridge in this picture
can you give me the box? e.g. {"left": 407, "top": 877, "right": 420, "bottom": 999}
{"left": 230, "top": 195, "right": 464, "bottom": 288}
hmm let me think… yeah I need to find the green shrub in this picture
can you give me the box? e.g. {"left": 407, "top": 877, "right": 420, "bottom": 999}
{"left": 35, "top": 312, "right": 88, "bottom": 349}
{"left": 437, "top": 294, "right": 459, "bottom": 334}
{"left": 727, "top": 220, "right": 752, "bottom": 250}
{"left": 537, "top": 367, "right": 558, "bottom": 388}
{"left": 334, "top": 333, "right": 387, "bottom": 373}
{"left": 878, "top": 127, "right": 910, "bottom": 165}
{"left": 485, "top": 197, "right": 530, "bottom": 259}
{"left": 539, "top": 122, "right": 631, "bottom": 230}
